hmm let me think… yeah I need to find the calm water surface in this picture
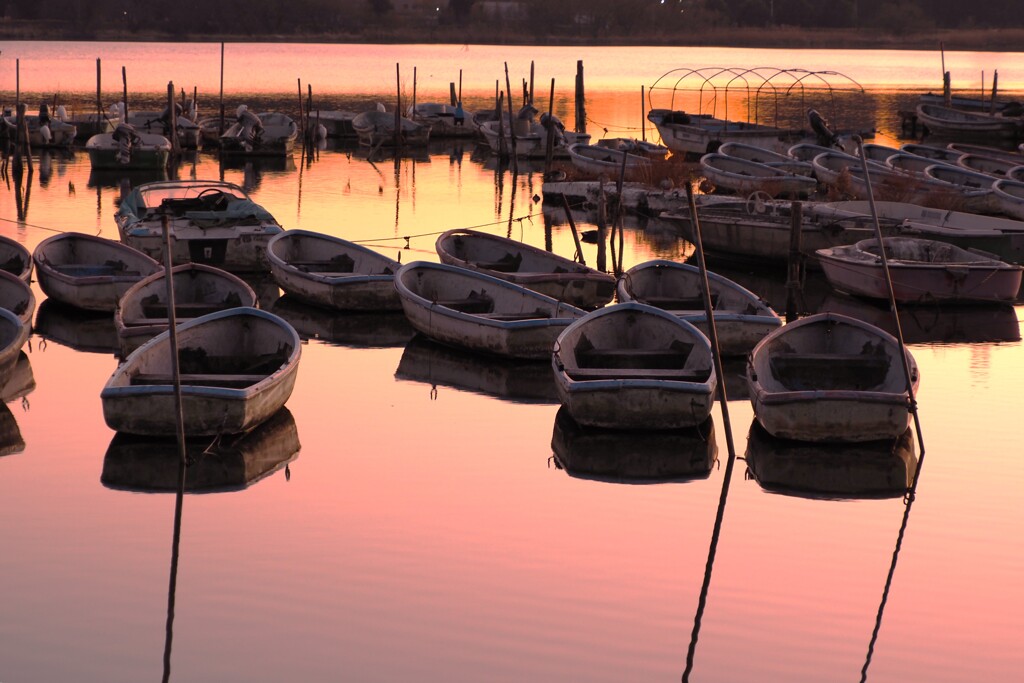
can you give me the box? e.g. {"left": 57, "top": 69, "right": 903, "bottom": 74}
{"left": 0, "top": 42, "right": 1023, "bottom": 683}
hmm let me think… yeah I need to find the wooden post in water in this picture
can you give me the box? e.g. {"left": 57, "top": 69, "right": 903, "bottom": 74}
{"left": 596, "top": 183, "right": 608, "bottom": 273}
{"left": 96, "top": 59, "right": 102, "bottom": 125}
{"left": 785, "top": 201, "right": 803, "bottom": 322}
{"left": 412, "top": 66, "right": 417, "bottom": 119}
{"left": 559, "top": 194, "right": 586, "bottom": 266}
{"left": 497, "top": 91, "right": 507, "bottom": 159}
{"left": 640, "top": 86, "right": 646, "bottom": 142}
{"left": 296, "top": 78, "right": 305, "bottom": 147}
{"left": 122, "top": 66, "right": 128, "bottom": 120}
{"left": 575, "top": 60, "right": 586, "bottom": 135}
{"left": 544, "top": 78, "right": 556, "bottom": 175}
{"left": 991, "top": 70, "right": 999, "bottom": 114}
{"left": 942, "top": 71, "right": 951, "bottom": 107}
{"left": 504, "top": 63, "right": 518, "bottom": 166}
{"left": 219, "top": 42, "right": 225, "bottom": 135}
{"left": 529, "top": 61, "right": 535, "bottom": 105}
{"left": 449, "top": 82, "right": 457, "bottom": 107}
{"left": 395, "top": 64, "right": 402, "bottom": 151}
{"left": 458, "top": 69, "right": 462, "bottom": 103}
{"left": 167, "top": 82, "right": 181, "bottom": 159}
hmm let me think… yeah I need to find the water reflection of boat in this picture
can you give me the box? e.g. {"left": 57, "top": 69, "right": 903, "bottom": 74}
{"left": 101, "top": 407, "right": 299, "bottom": 492}
{"left": 270, "top": 295, "right": 414, "bottom": 348}
{"left": 818, "top": 294, "right": 1021, "bottom": 344}
{"left": 0, "top": 351, "right": 35, "bottom": 403}
{"left": 34, "top": 299, "right": 120, "bottom": 355}
{"left": 87, "top": 167, "right": 169, "bottom": 189}
{"left": 0, "top": 401, "right": 25, "bottom": 457}
{"left": 395, "top": 334, "right": 559, "bottom": 404}
{"left": 551, "top": 407, "right": 717, "bottom": 482}
{"left": 744, "top": 422, "right": 916, "bottom": 499}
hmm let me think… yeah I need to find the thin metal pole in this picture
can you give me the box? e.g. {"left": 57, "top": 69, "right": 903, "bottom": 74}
{"left": 681, "top": 182, "right": 740, "bottom": 683}
{"left": 160, "top": 213, "right": 189, "bottom": 683}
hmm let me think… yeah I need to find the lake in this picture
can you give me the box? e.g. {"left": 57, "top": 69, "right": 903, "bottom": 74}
{"left": 0, "top": 41, "right": 1023, "bottom": 683}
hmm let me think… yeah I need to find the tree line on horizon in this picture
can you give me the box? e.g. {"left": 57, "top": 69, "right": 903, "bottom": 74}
{"left": 3, "top": 0, "right": 1020, "bottom": 38}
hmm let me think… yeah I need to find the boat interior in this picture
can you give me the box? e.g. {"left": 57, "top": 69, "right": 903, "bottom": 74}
{"left": 129, "top": 346, "right": 291, "bottom": 388}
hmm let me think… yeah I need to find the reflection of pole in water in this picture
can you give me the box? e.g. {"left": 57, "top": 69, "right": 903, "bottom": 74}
{"left": 394, "top": 154, "right": 401, "bottom": 231}
{"left": 681, "top": 183, "right": 742, "bottom": 683}
{"left": 506, "top": 167, "right": 518, "bottom": 239}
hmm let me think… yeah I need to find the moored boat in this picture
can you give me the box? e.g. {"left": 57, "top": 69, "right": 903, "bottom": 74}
{"left": 220, "top": 109, "right": 298, "bottom": 155}
{"left": 992, "top": 178, "right": 1024, "bottom": 220}
{"left": 435, "top": 228, "right": 615, "bottom": 309}
{"left": 0, "top": 269, "right": 36, "bottom": 326}
{"left": 567, "top": 143, "right": 652, "bottom": 180}
{"left": 746, "top": 312, "right": 919, "bottom": 442}
{"left": 0, "top": 235, "right": 33, "bottom": 282}
{"left": 101, "top": 307, "right": 301, "bottom": 436}
{"left": 915, "top": 103, "right": 1023, "bottom": 140}
{"left": 816, "top": 237, "right": 1022, "bottom": 304}
{"left": 617, "top": 259, "right": 781, "bottom": 355}
{"left": 351, "top": 110, "right": 430, "bottom": 147}
{"left": 85, "top": 128, "right": 171, "bottom": 170}
{"left": 114, "top": 263, "right": 258, "bottom": 357}
{"left": 394, "top": 261, "right": 586, "bottom": 360}
{"left": 551, "top": 302, "right": 716, "bottom": 430}
{"left": 700, "top": 152, "right": 817, "bottom": 197}
{"left": 266, "top": 230, "right": 402, "bottom": 311}
{"left": 115, "top": 179, "right": 284, "bottom": 272}
{"left": 648, "top": 108, "right": 806, "bottom": 158}
{"left": 0, "top": 308, "right": 30, "bottom": 387}
{"left": 33, "top": 233, "right": 161, "bottom": 312}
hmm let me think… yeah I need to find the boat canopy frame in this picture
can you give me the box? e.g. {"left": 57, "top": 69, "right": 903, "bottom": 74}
{"left": 648, "top": 67, "right": 866, "bottom": 129}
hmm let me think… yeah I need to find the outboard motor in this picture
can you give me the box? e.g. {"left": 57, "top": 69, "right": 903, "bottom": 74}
{"left": 808, "top": 108, "right": 839, "bottom": 147}
{"left": 38, "top": 102, "right": 52, "bottom": 144}
{"left": 236, "top": 105, "right": 263, "bottom": 152}
{"left": 539, "top": 112, "right": 567, "bottom": 144}
{"left": 112, "top": 122, "right": 140, "bottom": 164}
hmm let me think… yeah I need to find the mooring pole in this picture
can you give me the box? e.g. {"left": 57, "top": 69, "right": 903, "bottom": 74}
{"left": 219, "top": 42, "right": 225, "bottom": 135}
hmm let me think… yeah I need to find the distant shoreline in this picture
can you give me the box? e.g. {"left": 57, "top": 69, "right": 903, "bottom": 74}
{"left": 2, "top": 26, "right": 1024, "bottom": 53}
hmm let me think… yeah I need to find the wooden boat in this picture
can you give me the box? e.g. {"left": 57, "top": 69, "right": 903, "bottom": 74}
{"left": 85, "top": 130, "right": 171, "bottom": 170}
{"left": 861, "top": 142, "right": 902, "bottom": 163}
{"left": 0, "top": 269, "right": 36, "bottom": 326}
{"left": 551, "top": 407, "right": 716, "bottom": 482}
{"left": 0, "top": 308, "right": 30, "bottom": 386}
{"left": 947, "top": 142, "right": 1024, "bottom": 164}
{"left": 915, "top": 103, "right": 1022, "bottom": 140}
{"left": 124, "top": 108, "right": 201, "bottom": 149}
{"left": 0, "top": 235, "right": 33, "bottom": 282}
{"left": 957, "top": 153, "right": 1018, "bottom": 177}
{"left": 567, "top": 143, "right": 652, "bottom": 180}
{"left": 197, "top": 116, "right": 224, "bottom": 147}
{"left": 394, "top": 261, "right": 586, "bottom": 360}
{"left": 660, "top": 197, "right": 879, "bottom": 265}
{"left": 992, "top": 178, "right": 1024, "bottom": 220}
{"left": 407, "top": 102, "right": 476, "bottom": 139}
{"left": 0, "top": 401, "right": 25, "bottom": 458}
{"left": 478, "top": 119, "right": 590, "bottom": 159}
{"left": 816, "top": 237, "right": 1022, "bottom": 304}
{"left": 595, "top": 137, "right": 670, "bottom": 159}
{"left": 115, "top": 179, "right": 284, "bottom": 272}
{"left": 351, "top": 110, "right": 430, "bottom": 147}
{"left": 114, "top": 263, "right": 258, "bottom": 357}
{"left": 899, "top": 143, "right": 965, "bottom": 164}
{"left": 923, "top": 163, "right": 999, "bottom": 190}
{"left": 67, "top": 110, "right": 119, "bottom": 142}
{"left": 551, "top": 302, "right": 716, "bottom": 430}
{"left": 3, "top": 113, "right": 77, "bottom": 147}
{"left": 1007, "top": 166, "right": 1024, "bottom": 182}
{"left": 101, "top": 407, "right": 299, "bottom": 492}
{"left": 220, "top": 111, "right": 298, "bottom": 155}
{"left": 33, "top": 233, "right": 161, "bottom": 312}
{"left": 315, "top": 110, "right": 359, "bottom": 138}
{"left": 718, "top": 141, "right": 814, "bottom": 175}
{"left": 395, "top": 334, "right": 560, "bottom": 404}
{"left": 647, "top": 108, "right": 807, "bottom": 157}
{"left": 807, "top": 200, "right": 1024, "bottom": 265}
{"left": 101, "top": 307, "right": 301, "bottom": 437}
{"left": 617, "top": 259, "right": 781, "bottom": 355}
{"left": 788, "top": 142, "right": 855, "bottom": 162}
{"left": 700, "top": 153, "right": 816, "bottom": 197}
{"left": 266, "top": 230, "right": 402, "bottom": 311}
{"left": 435, "top": 228, "right": 616, "bottom": 309}
{"left": 746, "top": 312, "right": 919, "bottom": 442}
{"left": 745, "top": 422, "right": 916, "bottom": 499}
